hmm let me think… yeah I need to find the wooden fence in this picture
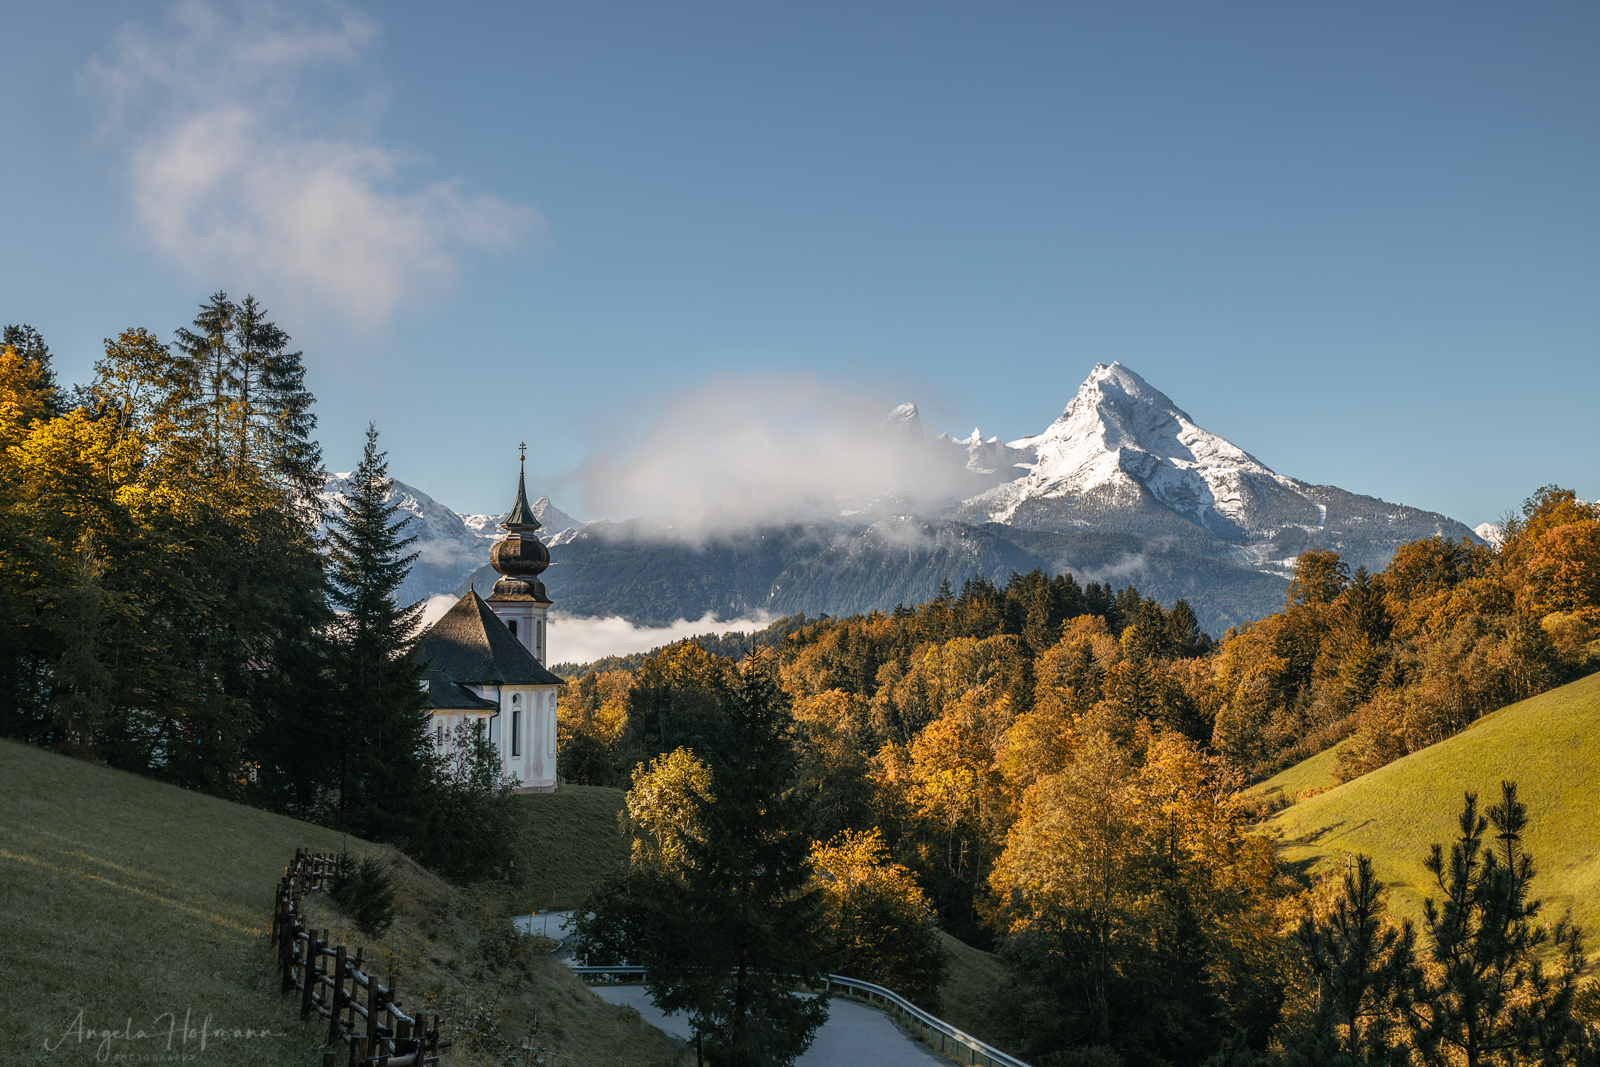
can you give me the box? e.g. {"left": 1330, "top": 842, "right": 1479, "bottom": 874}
{"left": 271, "top": 849, "right": 451, "bottom": 1067}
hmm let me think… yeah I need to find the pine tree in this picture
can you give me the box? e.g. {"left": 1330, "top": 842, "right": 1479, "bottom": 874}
{"left": 675, "top": 653, "right": 831, "bottom": 1066}
{"left": 324, "top": 424, "right": 433, "bottom": 841}
{"left": 1290, "top": 854, "right": 1419, "bottom": 1065}
{"left": 172, "top": 292, "right": 322, "bottom": 498}
{"left": 1410, "top": 782, "right": 1590, "bottom": 1067}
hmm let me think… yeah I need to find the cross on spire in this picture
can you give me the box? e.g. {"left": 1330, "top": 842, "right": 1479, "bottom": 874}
{"left": 519, "top": 441, "right": 527, "bottom": 467}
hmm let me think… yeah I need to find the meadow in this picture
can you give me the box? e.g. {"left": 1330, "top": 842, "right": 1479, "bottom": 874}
{"left": 1261, "top": 671, "right": 1600, "bottom": 941}
{"left": 0, "top": 740, "right": 680, "bottom": 1066}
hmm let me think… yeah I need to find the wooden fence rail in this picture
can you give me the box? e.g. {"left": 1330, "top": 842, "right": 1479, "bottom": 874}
{"left": 271, "top": 849, "right": 452, "bottom": 1067}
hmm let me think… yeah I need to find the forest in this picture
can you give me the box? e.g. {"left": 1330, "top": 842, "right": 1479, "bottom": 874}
{"left": 561, "top": 487, "right": 1600, "bottom": 1064}
{"left": 0, "top": 304, "right": 519, "bottom": 882}
{"left": 6, "top": 301, "right": 1600, "bottom": 1065}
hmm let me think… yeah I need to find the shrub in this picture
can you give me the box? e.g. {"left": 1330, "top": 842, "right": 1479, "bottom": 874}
{"left": 329, "top": 851, "right": 397, "bottom": 935}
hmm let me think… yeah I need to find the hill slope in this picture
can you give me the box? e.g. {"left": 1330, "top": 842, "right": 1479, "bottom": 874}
{"left": 1261, "top": 672, "right": 1600, "bottom": 942}
{"left": 0, "top": 741, "right": 680, "bottom": 1066}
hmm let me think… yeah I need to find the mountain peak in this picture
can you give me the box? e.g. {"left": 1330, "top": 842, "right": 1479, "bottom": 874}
{"left": 980, "top": 362, "right": 1299, "bottom": 537}
{"left": 1068, "top": 361, "right": 1189, "bottom": 425}
{"left": 884, "top": 402, "right": 922, "bottom": 432}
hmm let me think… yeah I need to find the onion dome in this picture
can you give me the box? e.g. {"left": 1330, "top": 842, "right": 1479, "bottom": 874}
{"left": 489, "top": 461, "right": 551, "bottom": 602}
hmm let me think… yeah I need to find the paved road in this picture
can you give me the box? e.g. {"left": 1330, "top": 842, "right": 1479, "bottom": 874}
{"left": 592, "top": 986, "right": 947, "bottom": 1066}
{"left": 513, "top": 910, "right": 576, "bottom": 940}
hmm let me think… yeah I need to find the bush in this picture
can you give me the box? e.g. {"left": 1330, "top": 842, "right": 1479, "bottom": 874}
{"left": 329, "top": 851, "right": 397, "bottom": 935}
{"left": 411, "top": 723, "right": 526, "bottom": 885}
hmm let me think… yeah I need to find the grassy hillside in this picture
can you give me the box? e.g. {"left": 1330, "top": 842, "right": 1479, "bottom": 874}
{"left": 512, "top": 784, "right": 628, "bottom": 911}
{"left": 1261, "top": 672, "right": 1600, "bottom": 941}
{"left": 0, "top": 741, "right": 682, "bottom": 1066}
{"left": 1251, "top": 739, "right": 1348, "bottom": 805}
{"left": 936, "top": 932, "right": 1019, "bottom": 1052}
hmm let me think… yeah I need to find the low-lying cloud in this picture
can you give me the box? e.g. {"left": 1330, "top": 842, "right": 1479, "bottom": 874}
{"left": 546, "top": 612, "right": 776, "bottom": 669}
{"left": 574, "top": 373, "right": 1005, "bottom": 535}
{"left": 86, "top": 1, "right": 537, "bottom": 327}
{"left": 415, "top": 596, "right": 773, "bottom": 669}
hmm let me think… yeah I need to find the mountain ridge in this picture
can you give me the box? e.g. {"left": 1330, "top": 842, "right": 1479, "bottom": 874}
{"left": 325, "top": 363, "right": 1479, "bottom": 634}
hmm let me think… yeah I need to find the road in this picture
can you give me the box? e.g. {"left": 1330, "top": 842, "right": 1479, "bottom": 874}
{"left": 591, "top": 986, "right": 948, "bottom": 1066}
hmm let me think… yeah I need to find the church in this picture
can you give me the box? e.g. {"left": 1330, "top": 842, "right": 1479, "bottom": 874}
{"left": 414, "top": 460, "right": 563, "bottom": 793}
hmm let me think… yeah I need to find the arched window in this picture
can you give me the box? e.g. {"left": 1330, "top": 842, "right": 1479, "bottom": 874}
{"left": 507, "top": 619, "right": 518, "bottom": 638}
{"left": 511, "top": 705, "right": 521, "bottom": 757}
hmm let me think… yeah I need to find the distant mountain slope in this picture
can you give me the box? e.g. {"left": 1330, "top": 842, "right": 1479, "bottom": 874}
{"left": 320, "top": 473, "right": 580, "bottom": 605}
{"left": 353, "top": 362, "right": 1477, "bottom": 636}
{"left": 1260, "top": 672, "right": 1600, "bottom": 938}
{"left": 455, "top": 515, "right": 1293, "bottom": 635}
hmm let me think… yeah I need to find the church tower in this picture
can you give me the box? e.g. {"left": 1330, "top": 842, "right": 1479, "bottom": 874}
{"left": 486, "top": 448, "right": 553, "bottom": 664}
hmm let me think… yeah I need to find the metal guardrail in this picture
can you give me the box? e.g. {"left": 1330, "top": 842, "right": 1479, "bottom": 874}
{"left": 567, "top": 966, "right": 1031, "bottom": 1067}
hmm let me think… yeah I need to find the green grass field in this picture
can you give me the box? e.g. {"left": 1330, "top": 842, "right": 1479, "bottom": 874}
{"left": 0, "top": 741, "right": 682, "bottom": 1066}
{"left": 1251, "top": 739, "right": 1348, "bottom": 805}
{"left": 1261, "top": 672, "right": 1600, "bottom": 943}
{"left": 512, "top": 784, "right": 628, "bottom": 911}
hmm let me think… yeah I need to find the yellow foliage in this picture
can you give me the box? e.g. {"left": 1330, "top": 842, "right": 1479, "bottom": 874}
{"left": 623, "top": 746, "right": 713, "bottom": 872}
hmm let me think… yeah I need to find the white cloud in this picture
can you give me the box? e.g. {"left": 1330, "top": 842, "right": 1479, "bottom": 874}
{"left": 575, "top": 373, "right": 1007, "bottom": 536}
{"left": 414, "top": 596, "right": 773, "bottom": 671}
{"left": 86, "top": 0, "right": 537, "bottom": 327}
{"left": 417, "top": 592, "right": 460, "bottom": 632}
{"left": 547, "top": 611, "right": 776, "bottom": 669}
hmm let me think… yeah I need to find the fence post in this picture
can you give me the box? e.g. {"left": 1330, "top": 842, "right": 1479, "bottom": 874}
{"left": 365, "top": 963, "right": 380, "bottom": 1047}
{"left": 325, "top": 944, "right": 347, "bottom": 1047}
{"left": 299, "top": 932, "right": 318, "bottom": 1020}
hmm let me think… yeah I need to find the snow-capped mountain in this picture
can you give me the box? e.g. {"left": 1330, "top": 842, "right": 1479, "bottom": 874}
{"left": 328, "top": 362, "right": 1480, "bottom": 635}
{"left": 967, "top": 363, "right": 1306, "bottom": 538}
{"left": 319, "top": 474, "right": 584, "bottom": 606}
{"left": 919, "top": 362, "right": 1476, "bottom": 578}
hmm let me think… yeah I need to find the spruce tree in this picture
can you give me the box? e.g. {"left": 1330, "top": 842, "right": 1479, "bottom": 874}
{"left": 685, "top": 654, "right": 831, "bottom": 1066}
{"left": 578, "top": 653, "right": 831, "bottom": 1067}
{"left": 2, "top": 324, "right": 62, "bottom": 415}
{"left": 324, "top": 424, "right": 433, "bottom": 842}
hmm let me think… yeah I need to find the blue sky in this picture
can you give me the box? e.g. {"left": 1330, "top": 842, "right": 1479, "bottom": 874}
{"left": 1, "top": 1, "right": 1595, "bottom": 525}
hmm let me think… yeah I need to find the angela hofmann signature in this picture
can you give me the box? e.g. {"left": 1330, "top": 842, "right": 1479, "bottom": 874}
{"left": 43, "top": 1008, "right": 284, "bottom": 1062}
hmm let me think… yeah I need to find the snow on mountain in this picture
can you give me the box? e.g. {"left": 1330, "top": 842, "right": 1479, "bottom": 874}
{"left": 322, "top": 361, "right": 1480, "bottom": 622}
{"left": 884, "top": 402, "right": 923, "bottom": 432}
{"left": 459, "top": 495, "right": 583, "bottom": 541}
{"left": 1475, "top": 522, "right": 1505, "bottom": 547}
{"left": 319, "top": 474, "right": 583, "bottom": 604}
{"left": 965, "top": 362, "right": 1304, "bottom": 538}
{"left": 933, "top": 427, "right": 1033, "bottom": 478}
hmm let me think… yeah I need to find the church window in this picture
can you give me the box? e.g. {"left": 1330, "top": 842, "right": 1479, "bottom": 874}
{"left": 435, "top": 721, "right": 443, "bottom": 745}
{"left": 508, "top": 619, "right": 518, "bottom": 638}
{"left": 511, "top": 708, "right": 521, "bottom": 756}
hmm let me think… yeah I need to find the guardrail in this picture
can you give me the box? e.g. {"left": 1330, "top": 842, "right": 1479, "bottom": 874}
{"left": 567, "top": 966, "right": 1031, "bottom": 1067}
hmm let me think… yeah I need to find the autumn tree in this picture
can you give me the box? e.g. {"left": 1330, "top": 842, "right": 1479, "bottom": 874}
{"left": 989, "top": 732, "right": 1283, "bottom": 1065}
{"left": 811, "top": 827, "right": 949, "bottom": 1008}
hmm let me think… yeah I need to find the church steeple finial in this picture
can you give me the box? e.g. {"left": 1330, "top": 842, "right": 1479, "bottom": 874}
{"left": 503, "top": 442, "right": 542, "bottom": 533}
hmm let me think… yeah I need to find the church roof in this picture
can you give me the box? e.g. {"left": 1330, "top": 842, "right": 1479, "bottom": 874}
{"left": 421, "top": 669, "right": 500, "bottom": 711}
{"left": 415, "top": 590, "right": 564, "bottom": 687}
{"left": 503, "top": 469, "right": 542, "bottom": 531}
